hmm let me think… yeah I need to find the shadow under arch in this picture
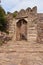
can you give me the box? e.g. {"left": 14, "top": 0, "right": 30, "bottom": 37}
{"left": 16, "top": 19, "right": 27, "bottom": 41}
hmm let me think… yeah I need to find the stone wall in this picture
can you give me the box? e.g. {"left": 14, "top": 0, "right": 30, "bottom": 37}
{"left": 37, "top": 14, "right": 43, "bottom": 43}
{"left": 6, "top": 6, "right": 43, "bottom": 43}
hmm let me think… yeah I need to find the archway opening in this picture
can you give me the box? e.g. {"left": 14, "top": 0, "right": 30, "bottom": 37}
{"left": 16, "top": 19, "right": 27, "bottom": 41}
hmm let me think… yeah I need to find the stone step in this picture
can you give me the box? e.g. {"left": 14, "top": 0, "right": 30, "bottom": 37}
{"left": 0, "top": 41, "right": 43, "bottom": 53}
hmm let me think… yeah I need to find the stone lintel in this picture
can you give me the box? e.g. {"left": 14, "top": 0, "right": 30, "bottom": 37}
{"left": 15, "top": 16, "right": 28, "bottom": 19}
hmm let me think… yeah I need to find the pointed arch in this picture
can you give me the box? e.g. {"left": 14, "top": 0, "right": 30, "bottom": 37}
{"left": 16, "top": 19, "right": 27, "bottom": 41}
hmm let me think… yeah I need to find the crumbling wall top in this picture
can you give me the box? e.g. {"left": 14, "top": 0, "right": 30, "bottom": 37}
{"left": 16, "top": 6, "right": 37, "bottom": 19}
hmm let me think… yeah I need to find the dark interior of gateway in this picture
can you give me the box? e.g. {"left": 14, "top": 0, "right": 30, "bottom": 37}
{"left": 16, "top": 19, "right": 27, "bottom": 40}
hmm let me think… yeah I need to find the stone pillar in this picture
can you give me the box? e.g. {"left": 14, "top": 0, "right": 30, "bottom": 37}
{"left": 27, "top": 19, "right": 37, "bottom": 43}
{"left": 8, "top": 19, "right": 16, "bottom": 41}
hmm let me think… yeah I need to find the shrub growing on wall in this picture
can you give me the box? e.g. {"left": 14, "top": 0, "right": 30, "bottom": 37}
{"left": 13, "top": 11, "right": 17, "bottom": 17}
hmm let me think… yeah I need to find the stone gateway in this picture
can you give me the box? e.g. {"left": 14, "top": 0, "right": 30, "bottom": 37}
{"left": 7, "top": 6, "right": 43, "bottom": 43}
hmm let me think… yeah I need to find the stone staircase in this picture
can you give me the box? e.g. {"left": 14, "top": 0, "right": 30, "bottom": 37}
{"left": 0, "top": 40, "right": 43, "bottom": 65}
